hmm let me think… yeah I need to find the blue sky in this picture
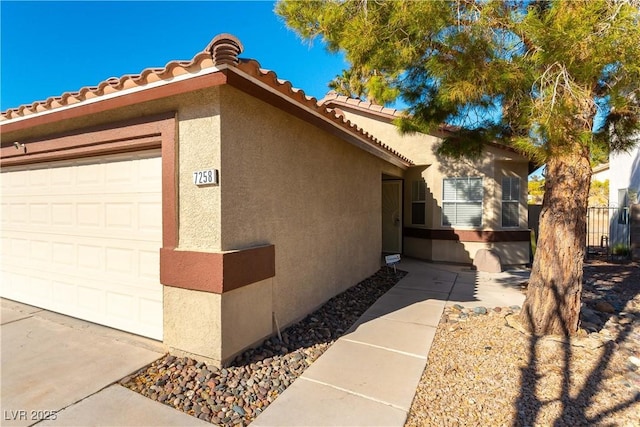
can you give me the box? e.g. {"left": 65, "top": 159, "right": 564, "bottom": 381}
{"left": 1, "top": 1, "right": 349, "bottom": 111}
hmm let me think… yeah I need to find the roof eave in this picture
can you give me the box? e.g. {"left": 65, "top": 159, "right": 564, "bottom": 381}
{"left": 0, "top": 68, "right": 227, "bottom": 136}
{"left": 225, "top": 66, "right": 411, "bottom": 169}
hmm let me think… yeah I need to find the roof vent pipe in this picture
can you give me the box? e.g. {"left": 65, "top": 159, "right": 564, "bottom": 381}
{"left": 206, "top": 34, "right": 244, "bottom": 66}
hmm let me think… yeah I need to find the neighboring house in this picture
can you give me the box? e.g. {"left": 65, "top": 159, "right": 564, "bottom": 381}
{"left": 0, "top": 34, "right": 529, "bottom": 366}
{"left": 321, "top": 93, "right": 533, "bottom": 266}
{"left": 610, "top": 147, "right": 640, "bottom": 211}
{"left": 609, "top": 143, "right": 640, "bottom": 249}
{"left": 586, "top": 163, "right": 610, "bottom": 248}
{"left": 591, "top": 162, "right": 610, "bottom": 183}
{"left": 589, "top": 162, "right": 609, "bottom": 207}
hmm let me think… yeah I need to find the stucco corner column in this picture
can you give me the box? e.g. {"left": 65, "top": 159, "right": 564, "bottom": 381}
{"left": 159, "top": 244, "right": 276, "bottom": 366}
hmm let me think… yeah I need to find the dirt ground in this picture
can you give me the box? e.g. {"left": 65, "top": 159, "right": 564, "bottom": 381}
{"left": 406, "top": 260, "right": 640, "bottom": 427}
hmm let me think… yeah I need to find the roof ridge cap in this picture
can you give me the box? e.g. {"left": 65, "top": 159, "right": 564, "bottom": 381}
{"left": 205, "top": 33, "right": 243, "bottom": 66}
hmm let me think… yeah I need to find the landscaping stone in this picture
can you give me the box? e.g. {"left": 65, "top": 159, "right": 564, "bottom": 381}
{"left": 472, "top": 249, "right": 502, "bottom": 273}
{"left": 595, "top": 300, "right": 615, "bottom": 313}
{"left": 121, "top": 267, "right": 406, "bottom": 427}
{"left": 473, "top": 306, "right": 487, "bottom": 315}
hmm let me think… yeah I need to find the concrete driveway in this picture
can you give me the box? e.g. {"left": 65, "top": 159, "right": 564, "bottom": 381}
{"left": 0, "top": 299, "right": 208, "bottom": 427}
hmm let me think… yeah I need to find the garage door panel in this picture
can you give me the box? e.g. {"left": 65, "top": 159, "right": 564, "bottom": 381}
{"left": 52, "top": 280, "right": 76, "bottom": 305}
{"left": 77, "top": 244, "right": 103, "bottom": 270}
{"left": 3, "top": 233, "right": 161, "bottom": 282}
{"left": 30, "top": 240, "right": 51, "bottom": 262}
{"left": 52, "top": 203, "right": 74, "bottom": 225}
{"left": 10, "top": 203, "right": 29, "bottom": 224}
{"left": 107, "top": 292, "right": 136, "bottom": 319}
{"left": 30, "top": 203, "right": 50, "bottom": 224}
{"left": 3, "top": 194, "right": 160, "bottom": 236}
{"left": 139, "top": 297, "right": 163, "bottom": 327}
{"left": 1, "top": 202, "right": 9, "bottom": 224}
{"left": 50, "top": 165, "right": 74, "bottom": 186}
{"left": 105, "top": 203, "right": 135, "bottom": 230}
{"left": 139, "top": 250, "right": 160, "bottom": 279}
{"left": 77, "top": 203, "right": 102, "bottom": 228}
{"left": 77, "top": 286, "right": 104, "bottom": 313}
{"left": 105, "top": 247, "right": 136, "bottom": 275}
{"left": 1, "top": 151, "right": 163, "bottom": 340}
{"left": 139, "top": 202, "right": 162, "bottom": 233}
{"left": 3, "top": 245, "right": 162, "bottom": 340}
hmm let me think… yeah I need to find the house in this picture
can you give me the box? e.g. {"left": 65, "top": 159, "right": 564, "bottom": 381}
{"left": 585, "top": 162, "right": 612, "bottom": 249}
{"left": 320, "top": 93, "right": 532, "bottom": 266}
{"left": 609, "top": 144, "right": 640, "bottom": 252}
{"left": 591, "top": 162, "right": 610, "bottom": 183}
{"left": 589, "top": 162, "right": 609, "bottom": 207}
{"left": 0, "top": 34, "right": 529, "bottom": 366}
{"left": 610, "top": 148, "right": 639, "bottom": 211}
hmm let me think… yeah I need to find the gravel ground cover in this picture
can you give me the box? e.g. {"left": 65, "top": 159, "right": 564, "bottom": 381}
{"left": 121, "top": 267, "right": 405, "bottom": 426}
{"left": 406, "top": 260, "right": 640, "bottom": 427}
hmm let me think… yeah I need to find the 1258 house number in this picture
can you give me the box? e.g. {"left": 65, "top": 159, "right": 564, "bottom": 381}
{"left": 193, "top": 169, "right": 219, "bottom": 186}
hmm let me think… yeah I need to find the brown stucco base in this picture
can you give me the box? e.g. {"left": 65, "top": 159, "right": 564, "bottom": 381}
{"left": 403, "top": 228, "right": 531, "bottom": 265}
{"left": 160, "top": 245, "right": 275, "bottom": 294}
{"left": 403, "top": 227, "right": 531, "bottom": 242}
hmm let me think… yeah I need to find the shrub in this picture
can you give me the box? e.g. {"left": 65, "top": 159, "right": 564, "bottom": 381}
{"left": 612, "top": 243, "right": 631, "bottom": 256}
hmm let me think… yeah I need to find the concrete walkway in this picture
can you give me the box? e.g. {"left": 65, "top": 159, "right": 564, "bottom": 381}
{"left": 252, "top": 258, "right": 528, "bottom": 426}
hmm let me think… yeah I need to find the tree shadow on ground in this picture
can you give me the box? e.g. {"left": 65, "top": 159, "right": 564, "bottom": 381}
{"left": 229, "top": 259, "right": 485, "bottom": 368}
{"left": 513, "top": 263, "right": 640, "bottom": 426}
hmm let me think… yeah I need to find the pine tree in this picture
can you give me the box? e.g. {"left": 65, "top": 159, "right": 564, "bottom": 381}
{"left": 277, "top": 0, "right": 640, "bottom": 336}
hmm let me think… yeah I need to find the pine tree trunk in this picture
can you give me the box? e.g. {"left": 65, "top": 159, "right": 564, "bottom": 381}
{"left": 521, "top": 149, "right": 592, "bottom": 336}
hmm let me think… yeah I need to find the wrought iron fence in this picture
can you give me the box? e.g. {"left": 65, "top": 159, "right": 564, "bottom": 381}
{"left": 586, "top": 206, "right": 630, "bottom": 260}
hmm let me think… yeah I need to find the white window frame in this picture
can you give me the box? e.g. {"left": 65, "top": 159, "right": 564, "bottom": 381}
{"left": 502, "top": 177, "right": 521, "bottom": 228}
{"left": 442, "top": 177, "right": 483, "bottom": 227}
{"left": 411, "top": 180, "right": 427, "bottom": 225}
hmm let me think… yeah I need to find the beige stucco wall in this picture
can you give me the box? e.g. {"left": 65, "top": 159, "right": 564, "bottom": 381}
{"left": 175, "top": 90, "right": 222, "bottom": 252}
{"left": 337, "top": 106, "right": 531, "bottom": 265}
{"left": 221, "top": 278, "right": 274, "bottom": 362}
{"left": 336, "top": 109, "right": 441, "bottom": 165}
{"left": 492, "top": 242, "right": 531, "bottom": 266}
{"left": 218, "top": 86, "right": 403, "bottom": 350}
{"left": 404, "top": 238, "right": 529, "bottom": 265}
{"left": 163, "top": 285, "right": 222, "bottom": 363}
{"left": 165, "top": 275, "right": 283, "bottom": 366}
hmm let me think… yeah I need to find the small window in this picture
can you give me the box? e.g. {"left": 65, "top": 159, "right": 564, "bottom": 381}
{"left": 442, "top": 177, "right": 482, "bottom": 227}
{"left": 412, "top": 180, "right": 426, "bottom": 225}
{"left": 618, "top": 188, "right": 629, "bottom": 224}
{"left": 502, "top": 177, "right": 520, "bottom": 228}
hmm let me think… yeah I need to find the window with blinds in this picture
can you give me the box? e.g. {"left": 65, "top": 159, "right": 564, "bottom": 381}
{"left": 502, "top": 177, "right": 520, "bottom": 227}
{"left": 412, "top": 180, "right": 427, "bottom": 225}
{"left": 442, "top": 177, "right": 482, "bottom": 227}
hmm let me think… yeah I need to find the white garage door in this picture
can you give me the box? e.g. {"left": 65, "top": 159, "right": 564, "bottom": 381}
{"left": 1, "top": 150, "right": 163, "bottom": 340}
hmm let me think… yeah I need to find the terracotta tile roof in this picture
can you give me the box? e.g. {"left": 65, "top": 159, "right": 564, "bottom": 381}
{"left": 320, "top": 91, "right": 536, "bottom": 169}
{"left": 319, "top": 92, "right": 405, "bottom": 119}
{"left": 1, "top": 53, "right": 216, "bottom": 121}
{"left": 319, "top": 92, "right": 461, "bottom": 134}
{"left": 1, "top": 34, "right": 412, "bottom": 167}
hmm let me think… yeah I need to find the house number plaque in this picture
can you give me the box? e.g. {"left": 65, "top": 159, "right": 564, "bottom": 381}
{"left": 193, "top": 169, "right": 219, "bottom": 186}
